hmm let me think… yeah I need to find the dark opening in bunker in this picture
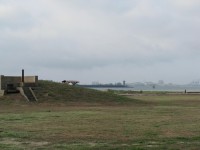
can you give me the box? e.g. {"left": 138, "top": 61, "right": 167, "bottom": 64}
{"left": 6, "top": 84, "right": 19, "bottom": 93}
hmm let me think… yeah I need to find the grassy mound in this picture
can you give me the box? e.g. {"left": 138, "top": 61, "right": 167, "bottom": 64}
{"left": 0, "top": 80, "right": 145, "bottom": 105}
{"left": 33, "top": 80, "right": 134, "bottom": 104}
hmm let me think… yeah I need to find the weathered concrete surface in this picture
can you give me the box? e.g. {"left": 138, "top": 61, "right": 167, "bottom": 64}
{"left": 17, "top": 87, "right": 29, "bottom": 101}
{"left": 17, "top": 87, "right": 37, "bottom": 102}
{"left": 0, "top": 75, "right": 38, "bottom": 90}
{"left": 0, "top": 90, "right": 4, "bottom": 96}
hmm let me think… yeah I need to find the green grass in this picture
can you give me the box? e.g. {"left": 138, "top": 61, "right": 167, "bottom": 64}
{"left": 0, "top": 81, "right": 200, "bottom": 149}
{"left": 34, "top": 80, "right": 135, "bottom": 104}
{"left": 0, "top": 104, "right": 200, "bottom": 149}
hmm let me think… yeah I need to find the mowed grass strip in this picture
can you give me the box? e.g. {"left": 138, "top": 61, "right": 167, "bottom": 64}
{"left": 0, "top": 101, "right": 200, "bottom": 149}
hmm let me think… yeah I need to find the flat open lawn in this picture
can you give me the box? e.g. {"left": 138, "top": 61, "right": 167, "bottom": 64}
{"left": 0, "top": 94, "right": 200, "bottom": 149}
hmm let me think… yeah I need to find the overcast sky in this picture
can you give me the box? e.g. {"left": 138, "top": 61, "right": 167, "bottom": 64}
{"left": 0, "top": 0, "right": 200, "bottom": 84}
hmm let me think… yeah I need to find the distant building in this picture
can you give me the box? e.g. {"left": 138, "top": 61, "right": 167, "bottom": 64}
{"left": 123, "top": 80, "right": 126, "bottom": 86}
{"left": 92, "top": 81, "right": 100, "bottom": 85}
{"left": 158, "top": 80, "right": 164, "bottom": 85}
{"left": 115, "top": 82, "right": 122, "bottom": 86}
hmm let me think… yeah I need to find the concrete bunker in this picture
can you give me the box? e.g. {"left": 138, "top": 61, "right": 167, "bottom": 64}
{"left": 0, "top": 70, "right": 38, "bottom": 101}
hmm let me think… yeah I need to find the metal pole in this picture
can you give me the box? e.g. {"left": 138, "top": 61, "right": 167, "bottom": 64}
{"left": 22, "top": 69, "right": 24, "bottom": 83}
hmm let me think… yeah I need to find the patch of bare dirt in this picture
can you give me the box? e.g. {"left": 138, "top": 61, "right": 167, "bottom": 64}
{"left": 0, "top": 138, "right": 49, "bottom": 147}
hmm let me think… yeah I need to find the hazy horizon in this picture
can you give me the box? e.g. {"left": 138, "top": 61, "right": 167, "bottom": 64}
{"left": 1, "top": 0, "right": 200, "bottom": 84}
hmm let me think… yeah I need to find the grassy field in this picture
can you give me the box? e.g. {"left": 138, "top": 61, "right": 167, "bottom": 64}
{"left": 0, "top": 81, "right": 200, "bottom": 149}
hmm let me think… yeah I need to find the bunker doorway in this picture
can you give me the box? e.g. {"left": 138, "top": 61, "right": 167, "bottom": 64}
{"left": 6, "top": 84, "right": 19, "bottom": 93}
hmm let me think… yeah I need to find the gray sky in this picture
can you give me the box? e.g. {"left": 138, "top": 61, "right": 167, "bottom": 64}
{"left": 0, "top": 0, "right": 200, "bottom": 84}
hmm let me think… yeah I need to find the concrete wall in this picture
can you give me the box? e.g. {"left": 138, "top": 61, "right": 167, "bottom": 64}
{"left": 0, "top": 76, "right": 2, "bottom": 90}
{"left": 0, "top": 75, "right": 38, "bottom": 90}
{"left": 24, "top": 76, "right": 38, "bottom": 83}
{"left": 0, "top": 90, "right": 4, "bottom": 96}
{"left": 0, "top": 76, "right": 21, "bottom": 90}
